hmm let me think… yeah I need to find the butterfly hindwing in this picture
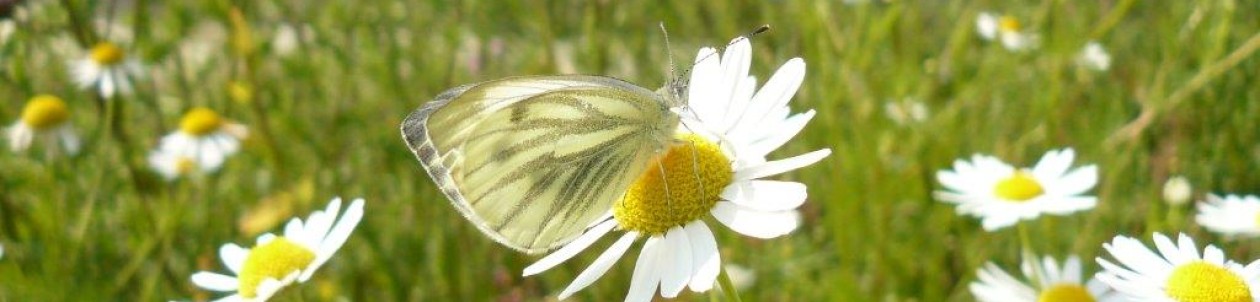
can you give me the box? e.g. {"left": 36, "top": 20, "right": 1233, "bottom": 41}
{"left": 402, "top": 75, "right": 680, "bottom": 254}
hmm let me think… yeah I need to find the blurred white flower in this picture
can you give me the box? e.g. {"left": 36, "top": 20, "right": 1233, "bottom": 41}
{"left": 935, "top": 148, "right": 1098, "bottom": 231}
{"left": 6, "top": 94, "right": 80, "bottom": 157}
{"left": 1077, "top": 41, "right": 1111, "bottom": 71}
{"left": 70, "top": 41, "right": 145, "bottom": 99}
{"left": 1196, "top": 194, "right": 1260, "bottom": 238}
{"left": 271, "top": 23, "right": 313, "bottom": 57}
{"left": 971, "top": 255, "right": 1121, "bottom": 302}
{"left": 1096, "top": 232, "right": 1260, "bottom": 301}
{"left": 157, "top": 107, "right": 248, "bottom": 170}
{"left": 976, "top": 12, "right": 1038, "bottom": 51}
{"left": 148, "top": 147, "right": 222, "bottom": 181}
{"left": 1163, "top": 175, "right": 1192, "bottom": 206}
{"left": 191, "top": 198, "right": 365, "bottom": 301}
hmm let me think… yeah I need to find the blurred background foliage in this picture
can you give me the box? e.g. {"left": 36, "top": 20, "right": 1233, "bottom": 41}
{"left": 1, "top": 0, "right": 1259, "bottom": 300}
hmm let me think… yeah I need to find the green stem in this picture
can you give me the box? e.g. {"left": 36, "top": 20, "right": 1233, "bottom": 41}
{"left": 717, "top": 266, "right": 743, "bottom": 302}
{"left": 1016, "top": 223, "right": 1045, "bottom": 288}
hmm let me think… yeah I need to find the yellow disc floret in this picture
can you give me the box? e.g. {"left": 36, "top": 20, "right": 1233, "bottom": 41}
{"left": 614, "top": 134, "right": 732, "bottom": 236}
{"left": 238, "top": 237, "right": 316, "bottom": 298}
{"left": 21, "top": 95, "right": 70, "bottom": 130}
{"left": 994, "top": 171, "right": 1044, "bottom": 202}
{"left": 1037, "top": 283, "right": 1095, "bottom": 302}
{"left": 1164, "top": 261, "right": 1252, "bottom": 302}
{"left": 179, "top": 107, "right": 224, "bottom": 136}
{"left": 89, "top": 42, "right": 126, "bottom": 65}
{"left": 999, "top": 16, "right": 1021, "bottom": 33}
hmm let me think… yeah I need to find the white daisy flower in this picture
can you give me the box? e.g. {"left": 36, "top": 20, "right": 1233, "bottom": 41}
{"left": 972, "top": 255, "right": 1121, "bottom": 302}
{"left": 6, "top": 94, "right": 80, "bottom": 156}
{"left": 148, "top": 146, "right": 223, "bottom": 181}
{"left": 521, "top": 38, "right": 830, "bottom": 301}
{"left": 976, "top": 12, "right": 1038, "bottom": 51}
{"left": 1196, "top": 194, "right": 1260, "bottom": 237}
{"left": 157, "top": 107, "right": 248, "bottom": 170}
{"left": 1078, "top": 41, "right": 1112, "bottom": 71}
{"left": 935, "top": 148, "right": 1098, "bottom": 231}
{"left": 1163, "top": 176, "right": 1192, "bottom": 206}
{"left": 1096, "top": 232, "right": 1260, "bottom": 301}
{"left": 190, "top": 197, "right": 365, "bottom": 301}
{"left": 70, "top": 41, "right": 144, "bottom": 99}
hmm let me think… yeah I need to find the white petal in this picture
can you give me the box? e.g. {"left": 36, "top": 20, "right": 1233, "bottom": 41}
{"left": 220, "top": 243, "right": 248, "bottom": 274}
{"left": 301, "top": 198, "right": 364, "bottom": 281}
{"left": 302, "top": 198, "right": 342, "bottom": 248}
{"left": 685, "top": 222, "right": 720, "bottom": 292}
{"left": 730, "top": 58, "right": 806, "bottom": 135}
{"left": 99, "top": 73, "right": 116, "bottom": 98}
{"left": 1031, "top": 148, "right": 1074, "bottom": 181}
{"left": 524, "top": 219, "right": 618, "bottom": 276}
{"left": 711, "top": 201, "right": 799, "bottom": 239}
{"left": 734, "top": 149, "right": 831, "bottom": 180}
{"left": 721, "top": 180, "right": 807, "bottom": 212}
{"left": 659, "top": 227, "right": 692, "bottom": 298}
{"left": 558, "top": 232, "right": 639, "bottom": 299}
{"left": 744, "top": 110, "right": 815, "bottom": 158}
{"left": 283, "top": 218, "right": 304, "bottom": 241}
{"left": 190, "top": 272, "right": 238, "bottom": 292}
{"left": 625, "top": 237, "right": 663, "bottom": 302}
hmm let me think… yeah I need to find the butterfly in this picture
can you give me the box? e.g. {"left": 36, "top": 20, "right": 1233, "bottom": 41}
{"left": 400, "top": 75, "right": 686, "bottom": 254}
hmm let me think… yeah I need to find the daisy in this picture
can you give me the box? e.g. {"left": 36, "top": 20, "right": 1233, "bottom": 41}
{"left": 1077, "top": 41, "right": 1112, "bottom": 71}
{"left": 1163, "top": 176, "right": 1192, "bottom": 206}
{"left": 1195, "top": 194, "right": 1260, "bottom": 237}
{"left": 148, "top": 146, "right": 223, "bottom": 181}
{"left": 934, "top": 148, "right": 1098, "bottom": 231}
{"left": 6, "top": 94, "right": 80, "bottom": 156}
{"left": 190, "top": 197, "right": 365, "bottom": 301}
{"left": 976, "top": 12, "right": 1038, "bottom": 51}
{"left": 971, "top": 255, "right": 1121, "bottom": 302}
{"left": 157, "top": 107, "right": 248, "bottom": 170}
{"left": 521, "top": 38, "right": 830, "bottom": 301}
{"left": 1095, "top": 232, "right": 1260, "bottom": 302}
{"left": 70, "top": 41, "right": 144, "bottom": 99}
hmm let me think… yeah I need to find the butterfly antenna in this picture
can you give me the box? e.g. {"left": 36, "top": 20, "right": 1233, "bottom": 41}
{"left": 660, "top": 22, "right": 677, "bottom": 80}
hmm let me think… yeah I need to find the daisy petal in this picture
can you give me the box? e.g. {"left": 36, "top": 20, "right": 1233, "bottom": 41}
{"left": 734, "top": 149, "right": 831, "bottom": 180}
{"left": 685, "top": 222, "right": 720, "bottom": 292}
{"left": 721, "top": 180, "right": 807, "bottom": 212}
{"left": 711, "top": 201, "right": 799, "bottom": 239}
{"left": 625, "top": 237, "right": 664, "bottom": 302}
{"left": 558, "top": 232, "right": 639, "bottom": 299}
{"left": 525, "top": 219, "right": 618, "bottom": 276}
{"left": 659, "top": 227, "right": 692, "bottom": 298}
{"left": 191, "top": 272, "right": 239, "bottom": 292}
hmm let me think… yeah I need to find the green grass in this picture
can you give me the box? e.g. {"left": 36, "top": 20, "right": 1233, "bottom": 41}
{"left": 2, "top": 0, "right": 1260, "bottom": 300}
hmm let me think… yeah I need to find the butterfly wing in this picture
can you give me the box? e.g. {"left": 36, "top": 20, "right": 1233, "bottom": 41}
{"left": 401, "top": 75, "right": 680, "bottom": 254}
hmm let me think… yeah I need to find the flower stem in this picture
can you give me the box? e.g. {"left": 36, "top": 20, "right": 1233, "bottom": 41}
{"left": 717, "top": 266, "right": 743, "bottom": 302}
{"left": 1016, "top": 223, "right": 1045, "bottom": 287}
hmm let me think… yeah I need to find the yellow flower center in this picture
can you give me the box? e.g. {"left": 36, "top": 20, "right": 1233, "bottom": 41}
{"left": 21, "top": 95, "right": 70, "bottom": 130}
{"left": 994, "top": 171, "right": 1045, "bottom": 202}
{"left": 89, "top": 42, "right": 126, "bottom": 65}
{"left": 238, "top": 237, "right": 316, "bottom": 298}
{"left": 175, "top": 157, "right": 197, "bottom": 175}
{"left": 1165, "top": 261, "right": 1252, "bottom": 302}
{"left": 1037, "top": 283, "right": 1096, "bottom": 302}
{"left": 999, "top": 16, "right": 1021, "bottom": 33}
{"left": 179, "top": 107, "right": 224, "bottom": 136}
{"left": 614, "top": 133, "right": 732, "bottom": 236}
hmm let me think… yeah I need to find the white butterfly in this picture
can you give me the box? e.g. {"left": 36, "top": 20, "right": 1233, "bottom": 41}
{"left": 401, "top": 75, "right": 685, "bottom": 254}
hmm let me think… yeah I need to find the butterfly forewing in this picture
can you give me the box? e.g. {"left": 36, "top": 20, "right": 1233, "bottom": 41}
{"left": 402, "top": 75, "right": 680, "bottom": 254}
